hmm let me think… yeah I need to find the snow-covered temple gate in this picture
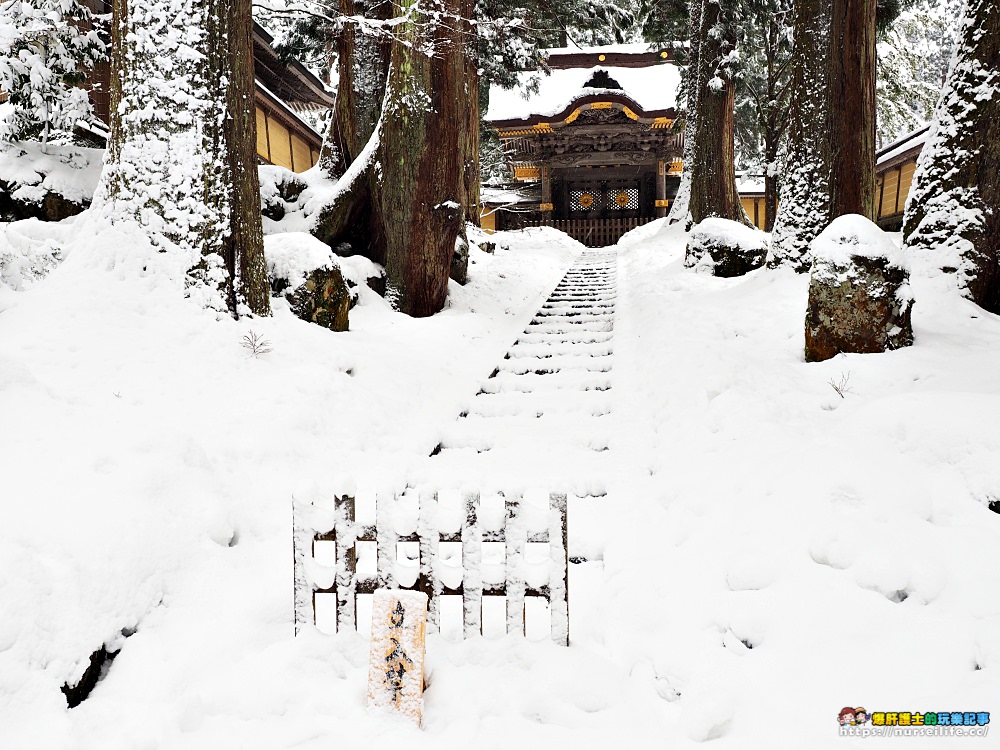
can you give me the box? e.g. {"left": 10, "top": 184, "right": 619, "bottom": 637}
{"left": 293, "top": 492, "right": 570, "bottom": 645}
{"left": 485, "top": 46, "right": 684, "bottom": 247}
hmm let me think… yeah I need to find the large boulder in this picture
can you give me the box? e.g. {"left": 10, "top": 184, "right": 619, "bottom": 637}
{"left": 685, "top": 218, "right": 768, "bottom": 277}
{"left": 804, "top": 214, "right": 914, "bottom": 362}
{"left": 285, "top": 265, "right": 352, "bottom": 332}
{"left": 265, "top": 232, "right": 385, "bottom": 332}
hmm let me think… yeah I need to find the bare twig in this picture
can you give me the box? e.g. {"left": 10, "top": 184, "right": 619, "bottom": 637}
{"left": 242, "top": 330, "right": 273, "bottom": 358}
{"left": 829, "top": 371, "right": 853, "bottom": 398}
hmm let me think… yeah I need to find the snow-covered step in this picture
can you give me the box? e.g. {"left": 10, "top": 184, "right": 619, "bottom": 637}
{"left": 466, "top": 392, "right": 612, "bottom": 418}
{"left": 478, "top": 371, "right": 613, "bottom": 394}
{"left": 497, "top": 357, "right": 612, "bottom": 375}
{"left": 505, "top": 342, "right": 614, "bottom": 359}
{"left": 514, "top": 333, "right": 614, "bottom": 347}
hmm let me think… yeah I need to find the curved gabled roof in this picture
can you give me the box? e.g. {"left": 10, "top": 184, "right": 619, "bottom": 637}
{"left": 486, "top": 64, "right": 682, "bottom": 127}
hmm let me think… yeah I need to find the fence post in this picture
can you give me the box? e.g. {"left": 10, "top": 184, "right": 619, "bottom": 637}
{"left": 334, "top": 495, "right": 357, "bottom": 632}
{"left": 462, "top": 491, "right": 482, "bottom": 638}
{"left": 376, "top": 493, "right": 397, "bottom": 590}
{"left": 418, "top": 490, "right": 441, "bottom": 631}
{"left": 505, "top": 494, "right": 526, "bottom": 635}
{"left": 549, "top": 493, "right": 569, "bottom": 646}
{"left": 292, "top": 498, "right": 312, "bottom": 636}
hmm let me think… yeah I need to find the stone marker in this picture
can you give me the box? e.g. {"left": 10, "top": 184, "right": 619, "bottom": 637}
{"left": 367, "top": 589, "right": 428, "bottom": 727}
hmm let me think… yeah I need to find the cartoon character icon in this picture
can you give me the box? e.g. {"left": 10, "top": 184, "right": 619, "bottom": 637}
{"left": 855, "top": 708, "right": 869, "bottom": 725}
{"left": 839, "top": 707, "right": 857, "bottom": 725}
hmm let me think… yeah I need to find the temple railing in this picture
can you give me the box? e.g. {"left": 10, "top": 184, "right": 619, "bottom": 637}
{"left": 528, "top": 217, "right": 656, "bottom": 248}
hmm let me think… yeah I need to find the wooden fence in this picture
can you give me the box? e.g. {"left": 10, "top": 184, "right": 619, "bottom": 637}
{"left": 293, "top": 491, "right": 570, "bottom": 645}
{"left": 531, "top": 217, "right": 654, "bottom": 248}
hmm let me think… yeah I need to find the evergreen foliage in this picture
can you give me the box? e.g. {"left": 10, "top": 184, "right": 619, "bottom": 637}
{"left": 876, "top": 0, "right": 960, "bottom": 145}
{"left": 0, "top": 0, "right": 106, "bottom": 148}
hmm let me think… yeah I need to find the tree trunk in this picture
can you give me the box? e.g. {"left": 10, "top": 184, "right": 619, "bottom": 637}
{"left": 460, "top": 0, "right": 481, "bottom": 227}
{"left": 320, "top": 0, "right": 392, "bottom": 177}
{"left": 667, "top": 0, "right": 703, "bottom": 225}
{"left": 903, "top": 0, "right": 1000, "bottom": 312}
{"left": 374, "top": 0, "right": 463, "bottom": 316}
{"left": 226, "top": 0, "right": 271, "bottom": 315}
{"left": 689, "top": 0, "right": 748, "bottom": 226}
{"left": 829, "top": 0, "right": 876, "bottom": 220}
{"left": 95, "top": 0, "right": 269, "bottom": 316}
{"left": 769, "top": 0, "right": 833, "bottom": 270}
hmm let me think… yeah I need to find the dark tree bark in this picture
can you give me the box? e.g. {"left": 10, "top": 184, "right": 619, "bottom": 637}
{"left": 374, "top": 0, "right": 464, "bottom": 316}
{"left": 688, "top": 0, "right": 748, "bottom": 226}
{"left": 771, "top": 0, "right": 877, "bottom": 268}
{"left": 903, "top": 0, "right": 1000, "bottom": 312}
{"left": 225, "top": 0, "right": 270, "bottom": 315}
{"left": 829, "top": 0, "right": 877, "bottom": 220}
{"left": 321, "top": 0, "right": 392, "bottom": 177}
{"left": 460, "top": 0, "right": 481, "bottom": 227}
{"left": 312, "top": 0, "right": 477, "bottom": 314}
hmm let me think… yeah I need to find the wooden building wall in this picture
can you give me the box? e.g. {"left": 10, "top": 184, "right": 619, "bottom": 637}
{"left": 254, "top": 100, "right": 321, "bottom": 173}
{"left": 875, "top": 159, "right": 918, "bottom": 228}
{"left": 741, "top": 197, "right": 771, "bottom": 231}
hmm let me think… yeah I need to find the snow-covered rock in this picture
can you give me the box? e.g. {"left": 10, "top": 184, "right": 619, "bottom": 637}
{"left": 805, "top": 214, "right": 914, "bottom": 362}
{"left": 265, "top": 232, "right": 386, "bottom": 332}
{"left": 0, "top": 142, "right": 102, "bottom": 222}
{"left": 684, "top": 217, "right": 768, "bottom": 277}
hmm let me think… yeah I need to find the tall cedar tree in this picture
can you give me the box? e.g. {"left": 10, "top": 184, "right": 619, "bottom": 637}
{"left": 902, "top": 0, "right": 1000, "bottom": 312}
{"left": 374, "top": 0, "right": 465, "bottom": 315}
{"left": 735, "top": 0, "right": 793, "bottom": 231}
{"left": 97, "top": 0, "right": 269, "bottom": 316}
{"left": 829, "top": 0, "right": 877, "bottom": 220}
{"left": 666, "top": 0, "right": 702, "bottom": 225}
{"left": 688, "top": 0, "right": 749, "bottom": 226}
{"left": 310, "top": 0, "right": 468, "bottom": 316}
{"left": 770, "top": 0, "right": 876, "bottom": 269}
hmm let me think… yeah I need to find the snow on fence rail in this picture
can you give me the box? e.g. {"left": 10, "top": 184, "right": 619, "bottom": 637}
{"left": 293, "top": 491, "right": 570, "bottom": 645}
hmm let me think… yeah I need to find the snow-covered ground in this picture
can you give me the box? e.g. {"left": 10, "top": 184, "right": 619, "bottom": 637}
{"left": 1, "top": 218, "right": 998, "bottom": 748}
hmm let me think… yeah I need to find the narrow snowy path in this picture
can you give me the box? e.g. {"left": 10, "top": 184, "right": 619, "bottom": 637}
{"left": 421, "top": 248, "right": 618, "bottom": 489}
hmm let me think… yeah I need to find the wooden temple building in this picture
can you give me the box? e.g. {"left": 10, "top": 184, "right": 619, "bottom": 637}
{"left": 484, "top": 45, "right": 684, "bottom": 246}
{"left": 485, "top": 45, "right": 931, "bottom": 244}
{"left": 77, "top": 2, "right": 333, "bottom": 173}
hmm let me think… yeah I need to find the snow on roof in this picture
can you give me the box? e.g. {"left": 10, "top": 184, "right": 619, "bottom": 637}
{"left": 544, "top": 42, "right": 660, "bottom": 55}
{"left": 736, "top": 174, "right": 765, "bottom": 195}
{"left": 876, "top": 125, "right": 930, "bottom": 166}
{"left": 486, "top": 64, "right": 681, "bottom": 122}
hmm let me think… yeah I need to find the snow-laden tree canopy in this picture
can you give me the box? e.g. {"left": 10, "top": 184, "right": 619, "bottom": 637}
{"left": 0, "top": 0, "right": 106, "bottom": 148}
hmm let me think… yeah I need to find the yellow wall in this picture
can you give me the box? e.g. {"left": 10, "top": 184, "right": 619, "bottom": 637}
{"left": 898, "top": 162, "right": 916, "bottom": 213}
{"left": 255, "top": 105, "right": 320, "bottom": 173}
{"left": 740, "top": 197, "right": 775, "bottom": 231}
{"left": 480, "top": 209, "right": 497, "bottom": 234}
{"left": 256, "top": 107, "right": 270, "bottom": 162}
